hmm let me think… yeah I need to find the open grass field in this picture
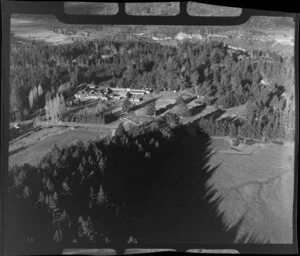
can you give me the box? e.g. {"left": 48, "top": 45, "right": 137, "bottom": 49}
{"left": 181, "top": 105, "right": 219, "bottom": 124}
{"left": 208, "top": 137, "right": 294, "bottom": 243}
{"left": 12, "top": 27, "right": 73, "bottom": 45}
{"left": 155, "top": 94, "right": 177, "bottom": 110}
{"left": 11, "top": 14, "right": 294, "bottom": 56}
{"left": 216, "top": 104, "right": 248, "bottom": 121}
{"left": 9, "top": 127, "right": 111, "bottom": 167}
{"left": 9, "top": 127, "right": 66, "bottom": 150}
{"left": 11, "top": 16, "right": 73, "bottom": 45}
{"left": 155, "top": 91, "right": 195, "bottom": 110}
{"left": 132, "top": 90, "right": 195, "bottom": 117}
{"left": 125, "top": 113, "right": 154, "bottom": 125}
{"left": 11, "top": 15, "right": 128, "bottom": 45}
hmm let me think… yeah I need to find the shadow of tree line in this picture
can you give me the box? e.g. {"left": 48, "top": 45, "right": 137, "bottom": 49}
{"left": 5, "top": 115, "right": 263, "bottom": 255}
{"left": 130, "top": 97, "right": 157, "bottom": 112}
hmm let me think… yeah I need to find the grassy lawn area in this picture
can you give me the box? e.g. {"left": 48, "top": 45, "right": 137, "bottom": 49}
{"left": 216, "top": 103, "right": 248, "bottom": 121}
{"left": 9, "top": 127, "right": 111, "bottom": 167}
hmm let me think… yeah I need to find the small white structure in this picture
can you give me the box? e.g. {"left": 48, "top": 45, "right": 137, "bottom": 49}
{"left": 175, "top": 32, "right": 203, "bottom": 41}
{"left": 100, "top": 96, "right": 109, "bottom": 101}
{"left": 152, "top": 36, "right": 161, "bottom": 41}
{"left": 260, "top": 79, "right": 270, "bottom": 86}
{"left": 130, "top": 98, "right": 142, "bottom": 103}
{"left": 227, "top": 45, "right": 247, "bottom": 52}
{"left": 101, "top": 54, "right": 113, "bottom": 59}
{"left": 87, "top": 84, "right": 96, "bottom": 89}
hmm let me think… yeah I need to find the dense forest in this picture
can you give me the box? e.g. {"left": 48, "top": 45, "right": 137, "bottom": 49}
{"left": 10, "top": 36, "right": 295, "bottom": 140}
{"left": 6, "top": 115, "right": 250, "bottom": 253}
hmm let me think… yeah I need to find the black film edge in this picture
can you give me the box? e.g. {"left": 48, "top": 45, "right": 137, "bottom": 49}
{"left": 5, "top": 1, "right": 297, "bottom": 25}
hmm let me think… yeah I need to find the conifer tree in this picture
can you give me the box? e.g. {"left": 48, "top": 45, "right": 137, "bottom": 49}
{"left": 97, "top": 185, "right": 107, "bottom": 206}
{"left": 146, "top": 101, "right": 156, "bottom": 116}
{"left": 122, "top": 97, "right": 131, "bottom": 112}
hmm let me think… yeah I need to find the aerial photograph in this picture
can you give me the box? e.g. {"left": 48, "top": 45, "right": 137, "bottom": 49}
{"left": 6, "top": 2, "right": 296, "bottom": 254}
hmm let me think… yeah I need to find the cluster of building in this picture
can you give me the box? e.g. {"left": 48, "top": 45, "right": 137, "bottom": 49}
{"left": 226, "top": 45, "right": 251, "bottom": 59}
{"left": 10, "top": 120, "right": 35, "bottom": 140}
{"left": 74, "top": 84, "right": 109, "bottom": 101}
{"left": 74, "top": 83, "right": 153, "bottom": 103}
